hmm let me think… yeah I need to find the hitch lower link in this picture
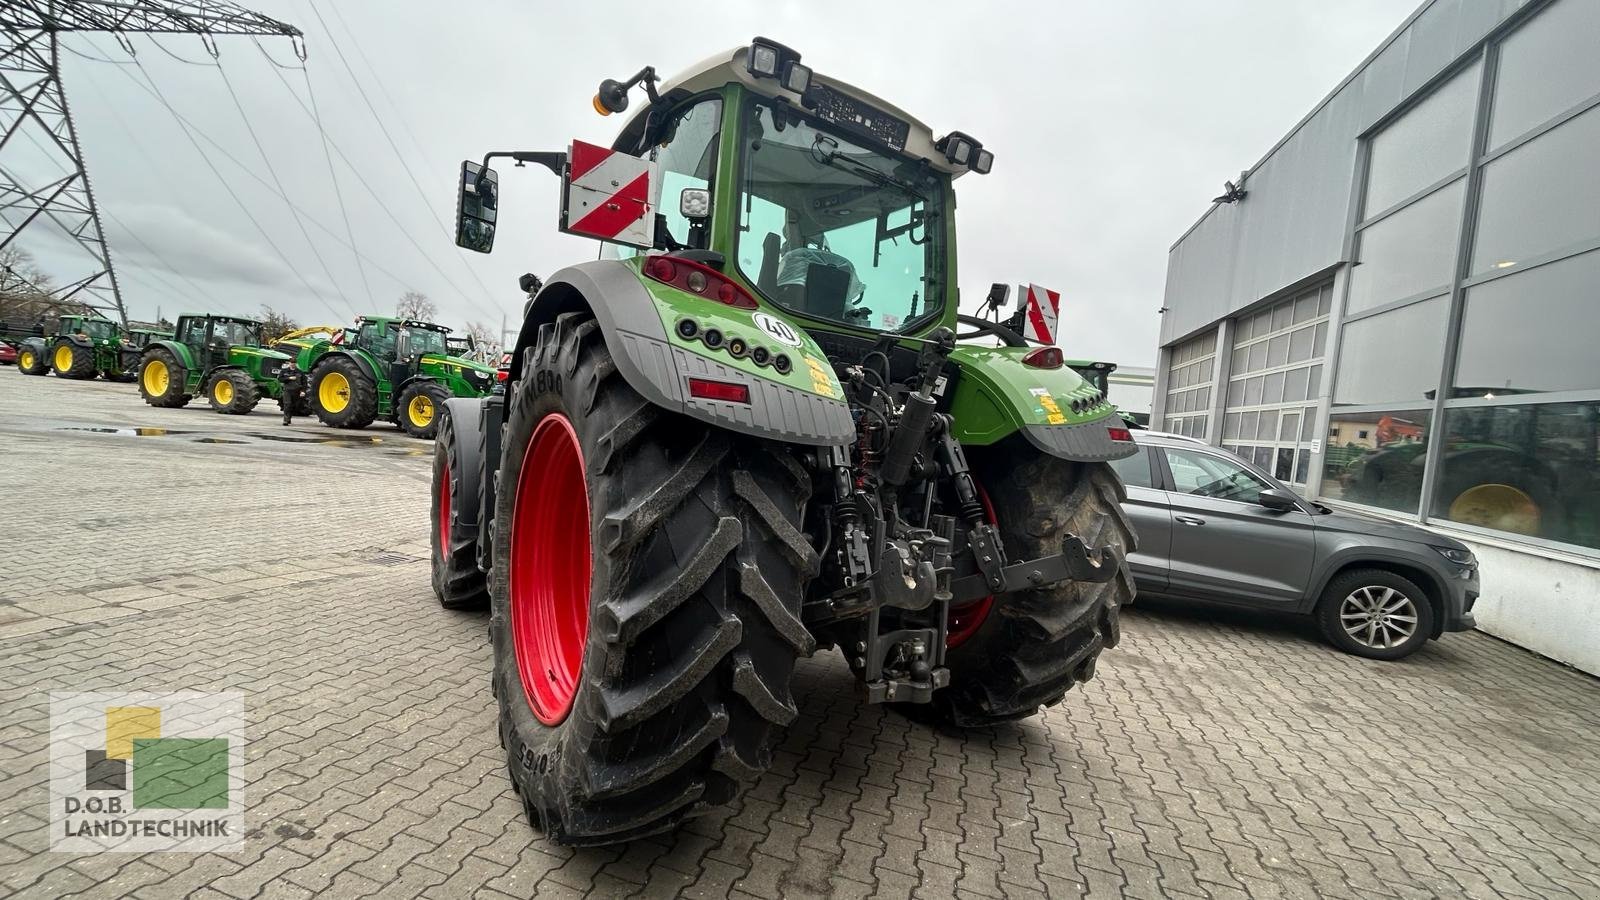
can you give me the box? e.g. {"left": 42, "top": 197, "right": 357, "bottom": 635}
{"left": 949, "top": 532, "right": 1122, "bottom": 604}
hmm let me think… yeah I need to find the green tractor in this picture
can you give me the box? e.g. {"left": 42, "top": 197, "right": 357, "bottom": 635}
{"left": 16, "top": 314, "right": 136, "bottom": 381}
{"left": 296, "top": 316, "right": 497, "bottom": 439}
{"left": 433, "top": 39, "right": 1137, "bottom": 845}
{"left": 136, "top": 314, "right": 293, "bottom": 415}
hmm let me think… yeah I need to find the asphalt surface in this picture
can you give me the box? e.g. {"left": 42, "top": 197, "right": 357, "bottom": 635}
{"left": 2, "top": 370, "right": 1599, "bottom": 899}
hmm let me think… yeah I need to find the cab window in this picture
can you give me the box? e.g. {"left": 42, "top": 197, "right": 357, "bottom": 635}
{"left": 1163, "top": 447, "right": 1271, "bottom": 504}
{"left": 650, "top": 97, "right": 722, "bottom": 253}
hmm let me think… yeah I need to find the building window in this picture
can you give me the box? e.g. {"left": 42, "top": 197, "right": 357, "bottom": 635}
{"left": 1162, "top": 329, "right": 1216, "bottom": 440}
{"left": 1472, "top": 105, "right": 1600, "bottom": 277}
{"left": 1332, "top": 296, "right": 1448, "bottom": 408}
{"left": 1455, "top": 248, "right": 1600, "bottom": 396}
{"left": 1346, "top": 180, "right": 1465, "bottom": 315}
{"left": 1320, "top": 409, "right": 1431, "bottom": 515}
{"left": 1220, "top": 283, "right": 1329, "bottom": 485}
{"left": 1431, "top": 401, "right": 1600, "bottom": 551}
{"left": 1486, "top": 0, "right": 1600, "bottom": 151}
{"left": 1364, "top": 61, "right": 1478, "bottom": 214}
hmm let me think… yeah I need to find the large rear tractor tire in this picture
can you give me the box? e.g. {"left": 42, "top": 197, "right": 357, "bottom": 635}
{"left": 207, "top": 369, "right": 260, "bottom": 415}
{"left": 934, "top": 452, "right": 1135, "bottom": 727}
{"left": 431, "top": 407, "right": 489, "bottom": 610}
{"left": 311, "top": 356, "right": 377, "bottom": 429}
{"left": 491, "top": 311, "right": 816, "bottom": 845}
{"left": 138, "top": 348, "right": 191, "bottom": 408}
{"left": 398, "top": 380, "right": 450, "bottom": 439}
{"left": 52, "top": 341, "right": 96, "bottom": 380}
{"left": 18, "top": 345, "right": 49, "bottom": 376}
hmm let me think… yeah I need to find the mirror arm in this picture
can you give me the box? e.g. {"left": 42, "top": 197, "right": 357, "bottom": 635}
{"left": 478, "top": 151, "right": 567, "bottom": 182}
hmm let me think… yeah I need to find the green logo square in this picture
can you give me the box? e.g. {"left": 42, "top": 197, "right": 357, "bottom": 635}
{"left": 131, "top": 738, "right": 230, "bottom": 810}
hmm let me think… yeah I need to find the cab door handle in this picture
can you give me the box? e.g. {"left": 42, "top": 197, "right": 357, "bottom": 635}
{"left": 1175, "top": 515, "right": 1206, "bottom": 526}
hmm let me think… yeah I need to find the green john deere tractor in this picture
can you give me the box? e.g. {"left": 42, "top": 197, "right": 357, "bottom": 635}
{"left": 16, "top": 315, "right": 136, "bottom": 381}
{"left": 136, "top": 314, "right": 293, "bottom": 415}
{"left": 296, "top": 316, "right": 496, "bottom": 438}
{"left": 432, "top": 38, "right": 1137, "bottom": 845}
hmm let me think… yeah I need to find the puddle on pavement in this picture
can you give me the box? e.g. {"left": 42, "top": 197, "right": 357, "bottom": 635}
{"left": 192, "top": 437, "right": 248, "bottom": 444}
{"left": 53, "top": 426, "right": 193, "bottom": 437}
{"left": 244, "top": 432, "right": 386, "bottom": 446}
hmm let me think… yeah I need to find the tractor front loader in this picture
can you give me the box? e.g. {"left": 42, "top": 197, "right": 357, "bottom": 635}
{"left": 431, "top": 38, "right": 1138, "bottom": 846}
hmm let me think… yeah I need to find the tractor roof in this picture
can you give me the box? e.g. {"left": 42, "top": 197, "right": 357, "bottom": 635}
{"left": 619, "top": 44, "right": 966, "bottom": 178}
{"left": 356, "top": 315, "right": 451, "bottom": 333}
{"left": 177, "top": 313, "right": 265, "bottom": 326}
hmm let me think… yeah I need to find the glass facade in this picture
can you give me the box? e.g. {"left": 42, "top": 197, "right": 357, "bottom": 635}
{"left": 1161, "top": 330, "right": 1216, "bottom": 440}
{"left": 1162, "top": 0, "right": 1600, "bottom": 556}
{"left": 1320, "top": 0, "right": 1600, "bottom": 553}
{"left": 1220, "top": 284, "right": 1330, "bottom": 485}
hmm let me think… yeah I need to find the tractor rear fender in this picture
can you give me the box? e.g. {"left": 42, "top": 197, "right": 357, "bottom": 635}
{"left": 510, "top": 259, "right": 854, "bottom": 447}
{"left": 20, "top": 336, "right": 46, "bottom": 356}
{"left": 947, "top": 345, "right": 1136, "bottom": 462}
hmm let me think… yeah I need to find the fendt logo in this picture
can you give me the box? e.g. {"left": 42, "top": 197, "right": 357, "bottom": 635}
{"left": 49, "top": 692, "right": 244, "bottom": 852}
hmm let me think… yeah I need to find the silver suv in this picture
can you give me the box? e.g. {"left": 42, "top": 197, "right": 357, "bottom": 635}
{"left": 1111, "top": 431, "right": 1480, "bottom": 659}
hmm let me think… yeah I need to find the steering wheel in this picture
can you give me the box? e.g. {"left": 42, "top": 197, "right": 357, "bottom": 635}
{"left": 955, "top": 314, "right": 1028, "bottom": 348}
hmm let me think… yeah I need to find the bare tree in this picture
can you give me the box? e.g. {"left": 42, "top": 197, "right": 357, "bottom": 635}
{"left": 258, "top": 305, "right": 300, "bottom": 343}
{"left": 463, "top": 319, "right": 497, "bottom": 360}
{"left": 396, "top": 290, "right": 437, "bottom": 321}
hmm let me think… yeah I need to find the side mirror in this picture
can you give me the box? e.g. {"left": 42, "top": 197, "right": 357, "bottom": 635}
{"left": 455, "top": 161, "right": 499, "bottom": 253}
{"left": 395, "top": 329, "right": 411, "bottom": 361}
{"left": 1258, "top": 488, "right": 1300, "bottom": 512}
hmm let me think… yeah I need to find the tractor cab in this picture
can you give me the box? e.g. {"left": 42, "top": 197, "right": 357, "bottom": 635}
{"left": 173, "top": 314, "right": 275, "bottom": 371}
{"left": 445, "top": 334, "right": 477, "bottom": 360}
{"left": 59, "top": 315, "right": 120, "bottom": 344}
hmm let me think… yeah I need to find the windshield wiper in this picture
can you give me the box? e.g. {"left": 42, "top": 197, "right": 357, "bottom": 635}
{"left": 812, "top": 136, "right": 926, "bottom": 200}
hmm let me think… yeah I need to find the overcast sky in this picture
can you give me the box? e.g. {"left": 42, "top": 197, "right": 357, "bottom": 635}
{"left": 11, "top": 0, "right": 1413, "bottom": 364}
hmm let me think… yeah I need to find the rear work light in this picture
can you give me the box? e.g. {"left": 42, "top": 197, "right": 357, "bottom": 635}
{"left": 1107, "top": 426, "right": 1133, "bottom": 442}
{"left": 1021, "top": 347, "right": 1063, "bottom": 369}
{"left": 688, "top": 377, "right": 751, "bottom": 404}
{"left": 644, "top": 256, "right": 758, "bottom": 309}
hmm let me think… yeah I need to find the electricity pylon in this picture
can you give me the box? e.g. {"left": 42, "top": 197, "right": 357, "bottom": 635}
{"left": 0, "top": 2, "right": 301, "bottom": 325}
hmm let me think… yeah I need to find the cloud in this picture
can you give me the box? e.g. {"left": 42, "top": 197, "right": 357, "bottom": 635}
{"left": 102, "top": 202, "right": 331, "bottom": 296}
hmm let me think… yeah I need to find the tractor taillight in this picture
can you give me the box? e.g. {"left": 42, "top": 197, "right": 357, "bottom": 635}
{"left": 496, "top": 369, "right": 509, "bottom": 382}
{"left": 1022, "top": 347, "right": 1063, "bottom": 369}
{"left": 1107, "top": 426, "right": 1133, "bottom": 442}
{"left": 687, "top": 377, "right": 751, "bottom": 404}
{"left": 644, "top": 256, "right": 758, "bottom": 309}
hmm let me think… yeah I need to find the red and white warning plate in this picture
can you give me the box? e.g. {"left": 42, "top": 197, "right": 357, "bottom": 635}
{"left": 1022, "top": 283, "right": 1060, "bottom": 345}
{"left": 562, "top": 140, "right": 658, "bottom": 249}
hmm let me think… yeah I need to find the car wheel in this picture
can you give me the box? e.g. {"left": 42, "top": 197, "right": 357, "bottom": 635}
{"left": 1315, "top": 569, "right": 1434, "bottom": 660}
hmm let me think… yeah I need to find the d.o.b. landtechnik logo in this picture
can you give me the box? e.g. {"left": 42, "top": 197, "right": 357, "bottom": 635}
{"left": 49, "top": 692, "right": 244, "bottom": 852}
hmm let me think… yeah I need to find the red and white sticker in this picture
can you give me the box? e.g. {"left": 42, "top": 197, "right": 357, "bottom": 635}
{"left": 562, "top": 140, "right": 657, "bottom": 248}
{"left": 1022, "top": 283, "right": 1060, "bottom": 345}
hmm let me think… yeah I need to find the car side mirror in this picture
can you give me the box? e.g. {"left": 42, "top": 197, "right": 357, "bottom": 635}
{"left": 456, "top": 161, "right": 498, "bottom": 253}
{"left": 1258, "top": 488, "right": 1299, "bottom": 512}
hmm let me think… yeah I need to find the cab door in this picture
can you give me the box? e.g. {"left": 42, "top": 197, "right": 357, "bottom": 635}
{"left": 1154, "top": 445, "right": 1317, "bottom": 606}
{"left": 1105, "top": 445, "right": 1170, "bottom": 592}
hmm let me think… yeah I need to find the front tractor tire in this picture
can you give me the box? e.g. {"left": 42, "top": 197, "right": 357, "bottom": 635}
{"left": 935, "top": 453, "right": 1136, "bottom": 727}
{"left": 431, "top": 407, "right": 488, "bottom": 610}
{"left": 138, "top": 348, "right": 191, "bottom": 408}
{"left": 311, "top": 356, "right": 377, "bottom": 429}
{"left": 207, "top": 369, "right": 261, "bottom": 415}
{"left": 398, "top": 380, "right": 450, "bottom": 439}
{"left": 491, "top": 311, "right": 816, "bottom": 845}
{"left": 52, "top": 341, "right": 96, "bottom": 379}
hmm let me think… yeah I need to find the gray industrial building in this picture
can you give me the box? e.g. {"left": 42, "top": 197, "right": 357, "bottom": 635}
{"left": 1153, "top": 0, "right": 1599, "bottom": 673}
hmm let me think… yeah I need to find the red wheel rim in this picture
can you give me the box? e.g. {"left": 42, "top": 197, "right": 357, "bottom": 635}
{"left": 509, "top": 413, "right": 592, "bottom": 725}
{"left": 947, "top": 483, "right": 997, "bottom": 649}
{"left": 437, "top": 460, "right": 452, "bottom": 553}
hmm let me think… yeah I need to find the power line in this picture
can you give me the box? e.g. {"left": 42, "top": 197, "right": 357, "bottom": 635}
{"left": 67, "top": 40, "right": 416, "bottom": 300}
{"left": 124, "top": 45, "right": 350, "bottom": 323}
{"left": 287, "top": 41, "right": 372, "bottom": 308}
{"left": 213, "top": 46, "right": 355, "bottom": 317}
{"left": 308, "top": 0, "right": 506, "bottom": 320}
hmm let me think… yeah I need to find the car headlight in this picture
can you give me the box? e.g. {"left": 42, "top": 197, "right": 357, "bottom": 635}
{"left": 1433, "top": 546, "right": 1475, "bottom": 566}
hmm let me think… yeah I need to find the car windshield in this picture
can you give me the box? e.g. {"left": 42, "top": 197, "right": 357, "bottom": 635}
{"left": 403, "top": 327, "right": 448, "bottom": 356}
{"left": 735, "top": 99, "right": 946, "bottom": 334}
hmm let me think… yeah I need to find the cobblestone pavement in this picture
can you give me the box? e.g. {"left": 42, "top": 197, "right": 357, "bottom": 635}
{"left": 3, "top": 372, "right": 1599, "bottom": 899}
